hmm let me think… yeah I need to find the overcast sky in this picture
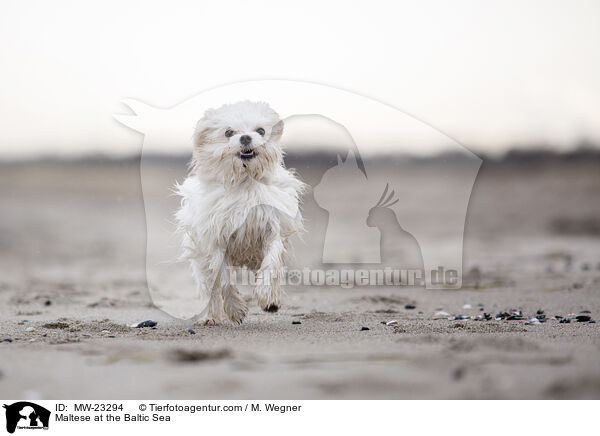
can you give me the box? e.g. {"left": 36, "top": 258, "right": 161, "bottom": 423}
{"left": 0, "top": 0, "right": 599, "bottom": 158}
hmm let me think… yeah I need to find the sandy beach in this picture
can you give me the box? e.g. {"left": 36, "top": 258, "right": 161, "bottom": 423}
{"left": 1, "top": 155, "right": 599, "bottom": 399}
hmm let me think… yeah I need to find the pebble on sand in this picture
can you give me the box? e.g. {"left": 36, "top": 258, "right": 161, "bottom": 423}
{"left": 292, "top": 321, "right": 302, "bottom": 325}
{"left": 404, "top": 304, "right": 416, "bottom": 310}
{"left": 496, "top": 310, "right": 524, "bottom": 321}
{"left": 575, "top": 315, "right": 591, "bottom": 322}
{"left": 525, "top": 318, "right": 541, "bottom": 325}
{"left": 186, "top": 328, "right": 196, "bottom": 334}
{"left": 360, "top": 326, "right": 370, "bottom": 331}
{"left": 131, "top": 320, "right": 158, "bottom": 328}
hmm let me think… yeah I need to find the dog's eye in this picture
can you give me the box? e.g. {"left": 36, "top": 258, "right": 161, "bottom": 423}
{"left": 225, "top": 129, "right": 234, "bottom": 138}
{"left": 256, "top": 128, "right": 265, "bottom": 136}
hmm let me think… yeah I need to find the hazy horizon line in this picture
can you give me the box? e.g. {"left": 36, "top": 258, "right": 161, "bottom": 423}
{"left": 1, "top": 142, "right": 599, "bottom": 165}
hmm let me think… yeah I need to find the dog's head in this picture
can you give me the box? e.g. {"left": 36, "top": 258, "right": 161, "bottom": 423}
{"left": 191, "top": 101, "right": 284, "bottom": 185}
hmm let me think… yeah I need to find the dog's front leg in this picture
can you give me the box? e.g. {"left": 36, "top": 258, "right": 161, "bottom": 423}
{"left": 255, "top": 237, "right": 285, "bottom": 313}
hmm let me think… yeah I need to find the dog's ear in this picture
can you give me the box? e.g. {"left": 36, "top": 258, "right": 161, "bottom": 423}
{"left": 193, "top": 118, "right": 211, "bottom": 148}
{"left": 271, "top": 120, "right": 284, "bottom": 142}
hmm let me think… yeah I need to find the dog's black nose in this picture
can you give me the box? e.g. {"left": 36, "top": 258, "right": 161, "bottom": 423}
{"left": 240, "top": 135, "right": 252, "bottom": 146}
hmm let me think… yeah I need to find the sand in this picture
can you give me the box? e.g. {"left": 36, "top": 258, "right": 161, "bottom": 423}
{"left": 0, "top": 157, "right": 599, "bottom": 399}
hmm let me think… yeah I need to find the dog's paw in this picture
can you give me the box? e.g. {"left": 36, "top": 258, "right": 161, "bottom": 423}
{"left": 194, "top": 318, "right": 218, "bottom": 326}
{"left": 223, "top": 285, "right": 248, "bottom": 324}
{"left": 192, "top": 313, "right": 222, "bottom": 326}
{"left": 224, "top": 300, "right": 248, "bottom": 324}
{"left": 227, "top": 307, "right": 248, "bottom": 324}
{"left": 264, "top": 304, "right": 279, "bottom": 313}
{"left": 254, "top": 282, "right": 281, "bottom": 314}
{"left": 256, "top": 290, "right": 280, "bottom": 313}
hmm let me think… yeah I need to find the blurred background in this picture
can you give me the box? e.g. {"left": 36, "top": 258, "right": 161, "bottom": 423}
{"left": 1, "top": 0, "right": 598, "bottom": 285}
{"left": 1, "top": 0, "right": 599, "bottom": 159}
{"left": 0, "top": 0, "right": 599, "bottom": 399}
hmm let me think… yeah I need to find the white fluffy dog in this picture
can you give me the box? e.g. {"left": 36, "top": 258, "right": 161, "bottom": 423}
{"left": 175, "top": 101, "right": 305, "bottom": 324}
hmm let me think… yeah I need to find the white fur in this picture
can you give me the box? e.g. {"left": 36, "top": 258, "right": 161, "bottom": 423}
{"left": 175, "top": 101, "right": 305, "bottom": 324}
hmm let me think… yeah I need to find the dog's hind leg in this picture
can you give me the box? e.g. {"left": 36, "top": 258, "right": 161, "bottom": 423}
{"left": 255, "top": 236, "right": 284, "bottom": 313}
{"left": 220, "top": 262, "right": 248, "bottom": 324}
{"left": 223, "top": 284, "right": 248, "bottom": 324}
{"left": 191, "top": 254, "right": 226, "bottom": 325}
{"left": 201, "top": 291, "right": 225, "bottom": 325}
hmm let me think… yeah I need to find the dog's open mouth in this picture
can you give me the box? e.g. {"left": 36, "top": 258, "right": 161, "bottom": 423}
{"left": 239, "top": 149, "right": 256, "bottom": 160}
